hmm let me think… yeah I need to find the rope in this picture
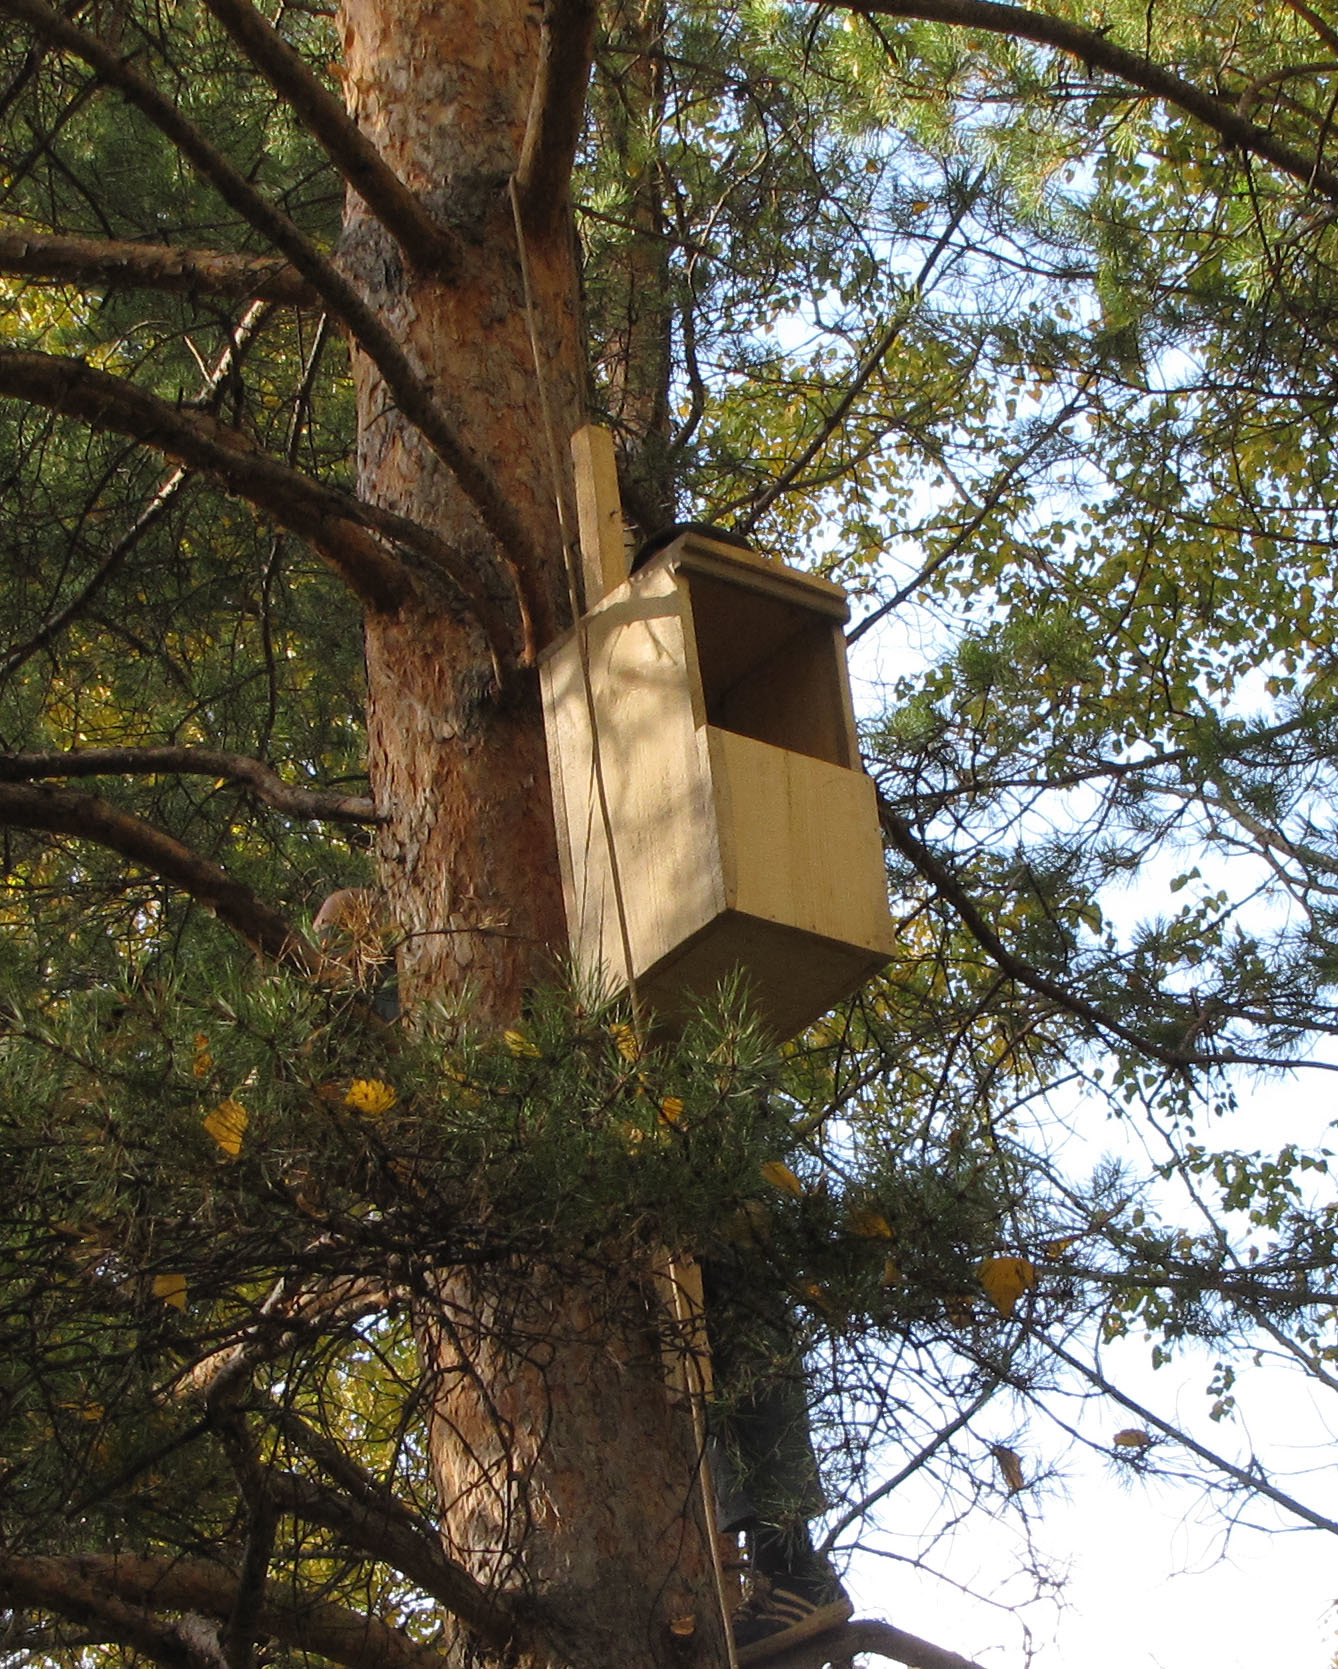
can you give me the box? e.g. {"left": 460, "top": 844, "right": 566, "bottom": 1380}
{"left": 507, "top": 176, "right": 642, "bottom": 1029}
{"left": 508, "top": 177, "right": 739, "bottom": 1668}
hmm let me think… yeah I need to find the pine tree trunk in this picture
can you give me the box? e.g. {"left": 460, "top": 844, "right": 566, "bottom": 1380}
{"left": 337, "top": 5, "right": 728, "bottom": 1663}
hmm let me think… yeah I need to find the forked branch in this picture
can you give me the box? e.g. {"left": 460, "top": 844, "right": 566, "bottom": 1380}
{"left": 199, "top": 0, "right": 454, "bottom": 272}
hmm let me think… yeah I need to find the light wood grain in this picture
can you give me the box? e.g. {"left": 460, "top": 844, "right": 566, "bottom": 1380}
{"left": 570, "top": 423, "right": 628, "bottom": 608}
{"left": 539, "top": 530, "right": 894, "bottom": 1038}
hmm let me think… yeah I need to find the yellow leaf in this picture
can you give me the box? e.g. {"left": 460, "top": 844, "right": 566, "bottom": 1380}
{"left": 504, "top": 1028, "right": 540, "bottom": 1058}
{"left": 798, "top": 1279, "right": 831, "bottom": 1313}
{"left": 152, "top": 1273, "right": 188, "bottom": 1310}
{"left": 344, "top": 1078, "right": 397, "bottom": 1117}
{"left": 945, "top": 1295, "right": 975, "bottom": 1327}
{"left": 659, "top": 1096, "right": 685, "bottom": 1126}
{"left": 57, "top": 1399, "right": 104, "bottom": 1421}
{"left": 760, "top": 1160, "right": 804, "bottom": 1197}
{"left": 1114, "top": 1428, "right": 1153, "bottom": 1449}
{"left": 991, "top": 1444, "right": 1025, "bottom": 1492}
{"left": 1042, "top": 1234, "right": 1079, "bottom": 1260}
{"left": 880, "top": 1257, "right": 902, "bottom": 1287}
{"left": 610, "top": 1022, "right": 640, "bottom": 1062}
{"left": 847, "top": 1205, "right": 895, "bottom": 1240}
{"left": 191, "top": 1033, "right": 213, "bottom": 1079}
{"left": 203, "top": 1097, "right": 248, "bottom": 1157}
{"left": 978, "top": 1255, "right": 1037, "bottom": 1319}
{"left": 615, "top": 1119, "right": 666, "bottom": 1152}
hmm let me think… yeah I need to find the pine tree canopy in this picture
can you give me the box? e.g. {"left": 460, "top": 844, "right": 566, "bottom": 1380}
{"left": 3, "top": 3, "right": 1338, "bottom": 1667}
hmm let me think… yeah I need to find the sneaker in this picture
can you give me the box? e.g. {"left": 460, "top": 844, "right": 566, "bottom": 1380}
{"left": 732, "top": 1574, "right": 853, "bottom": 1664}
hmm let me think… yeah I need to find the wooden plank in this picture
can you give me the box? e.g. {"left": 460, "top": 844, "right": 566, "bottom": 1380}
{"left": 672, "top": 532, "right": 849, "bottom": 619}
{"left": 540, "top": 567, "right": 725, "bottom": 996}
{"left": 709, "top": 728, "right": 892, "bottom": 955}
{"left": 570, "top": 423, "right": 628, "bottom": 608}
{"left": 648, "top": 1250, "right": 713, "bottom": 1404}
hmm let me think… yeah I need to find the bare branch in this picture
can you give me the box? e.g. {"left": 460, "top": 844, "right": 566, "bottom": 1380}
{"left": 0, "top": 781, "right": 321, "bottom": 971}
{"left": 0, "top": 227, "right": 317, "bottom": 303}
{"left": 0, "top": 748, "right": 381, "bottom": 824}
{"left": 847, "top": 378, "right": 1095, "bottom": 645}
{"left": 0, "top": 0, "right": 549, "bottom": 617}
{"left": 740, "top": 170, "right": 984, "bottom": 529}
{"left": 514, "top": 0, "right": 598, "bottom": 235}
{"left": 817, "top": 0, "right": 1338, "bottom": 204}
{"left": 0, "top": 1553, "right": 456, "bottom": 1669}
{"left": 0, "top": 466, "right": 194, "bottom": 676}
{"left": 198, "top": 0, "right": 454, "bottom": 272}
{"left": 1021, "top": 1327, "right": 1338, "bottom": 1535}
{"left": 760, "top": 1618, "right": 989, "bottom": 1669}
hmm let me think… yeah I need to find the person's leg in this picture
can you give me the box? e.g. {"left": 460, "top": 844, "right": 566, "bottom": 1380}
{"left": 701, "top": 1260, "right": 851, "bottom": 1655}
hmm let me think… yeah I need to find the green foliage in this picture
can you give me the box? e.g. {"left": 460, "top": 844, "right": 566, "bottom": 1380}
{"left": 8, "top": 0, "right": 1338, "bottom": 1651}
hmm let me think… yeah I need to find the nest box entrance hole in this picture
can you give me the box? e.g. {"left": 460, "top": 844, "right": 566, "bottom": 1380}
{"left": 681, "top": 567, "right": 856, "bottom": 769}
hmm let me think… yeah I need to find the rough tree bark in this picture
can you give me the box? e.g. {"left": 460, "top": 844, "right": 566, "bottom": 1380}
{"left": 336, "top": 4, "right": 726, "bottom": 1665}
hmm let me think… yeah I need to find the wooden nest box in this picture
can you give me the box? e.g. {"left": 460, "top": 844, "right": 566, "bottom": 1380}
{"left": 539, "top": 429, "right": 895, "bottom": 1041}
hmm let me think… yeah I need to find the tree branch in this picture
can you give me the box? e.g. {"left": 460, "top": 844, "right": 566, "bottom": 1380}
{"left": 0, "top": 348, "right": 516, "bottom": 660}
{"left": 0, "top": 781, "right": 321, "bottom": 971}
{"left": 266, "top": 1471, "right": 513, "bottom": 1646}
{"left": 819, "top": 0, "right": 1338, "bottom": 204}
{"left": 0, "top": 227, "right": 317, "bottom": 303}
{"left": 514, "top": 0, "right": 598, "bottom": 235}
{"left": 0, "top": 748, "right": 381, "bottom": 824}
{"left": 759, "top": 1618, "right": 988, "bottom": 1669}
{"left": 0, "top": 0, "right": 550, "bottom": 620}
{"left": 741, "top": 169, "right": 983, "bottom": 529}
{"left": 0, "top": 1566, "right": 225, "bottom": 1669}
{"left": 877, "top": 792, "right": 1338, "bottom": 1075}
{"left": 198, "top": 0, "right": 454, "bottom": 272}
{"left": 1017, "top": 1326, "right": 1338, "bottom": 1535}
{"left": 0, "top": 1554, "right": 455, "bottom": 1669}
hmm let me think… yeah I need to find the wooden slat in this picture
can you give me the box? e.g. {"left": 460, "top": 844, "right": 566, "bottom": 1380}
{"left": 570, "top": 423, "right": 628, "bottom": 607}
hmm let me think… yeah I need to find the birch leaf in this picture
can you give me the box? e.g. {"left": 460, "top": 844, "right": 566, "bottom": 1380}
{"left": 761, "top": 1160, "right": 804, "bottom": 1197}
{"left": 979, "top": 1255, "right": 1036, "bottom": 1318}
{"left": 152, "top": 1273, "right": 188, "bottom": 1310}
{"left": 203, "top": 1097, "right": 247, "bottom": 1157}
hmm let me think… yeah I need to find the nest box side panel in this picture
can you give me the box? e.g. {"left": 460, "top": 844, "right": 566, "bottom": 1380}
{"left": 539, "top": 570, "right": 726, "bottom": 998}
